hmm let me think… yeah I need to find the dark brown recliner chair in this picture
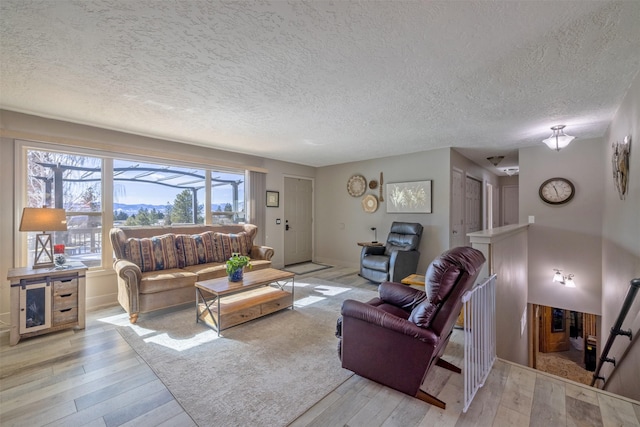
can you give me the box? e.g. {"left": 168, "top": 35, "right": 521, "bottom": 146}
{"left": 338, "top": 246, "right": 485, "bottom": 409}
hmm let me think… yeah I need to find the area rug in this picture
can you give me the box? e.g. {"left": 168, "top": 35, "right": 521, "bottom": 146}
{"left": 108, "top": 278, "right": 377, "bottom": 427}
{"left": 283, "top": 262, "right": 332, "bottom": 275}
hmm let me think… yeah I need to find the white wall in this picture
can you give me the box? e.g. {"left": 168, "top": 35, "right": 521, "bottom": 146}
{"left": 599, "top": 69, "right": 640, "bottom": 400}
{"left": 315, "top": 148, "right": 452, "bottom": 274}
{"left": 520, "top": 138, "right": 604, "bottom": 315}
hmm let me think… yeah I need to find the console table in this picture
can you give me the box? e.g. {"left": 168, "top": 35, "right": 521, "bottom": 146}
{"left": 7, "top": 263, "right": 87, "bottom": 345}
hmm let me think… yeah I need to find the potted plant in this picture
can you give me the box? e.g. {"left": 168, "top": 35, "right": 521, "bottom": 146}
{"left": 226, "top": 252, "right": 252, "bottom": 282}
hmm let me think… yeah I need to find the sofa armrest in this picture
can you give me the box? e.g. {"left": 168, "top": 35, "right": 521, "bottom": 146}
{"left": 113, "top": 259, "right": 142, "bottom": 318}
{"left": 378, "top": 281, "right": 427, "bottom": 310}
{"left": 250, "top": 245, "right": 274, "bottom": 261}
{"left": 341, "top": 299, "right": 437, "bottom": 344}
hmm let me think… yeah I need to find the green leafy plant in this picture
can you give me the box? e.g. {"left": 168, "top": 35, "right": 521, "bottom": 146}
{"left": 226, "top": 253, "right": 252, "bottom": 276}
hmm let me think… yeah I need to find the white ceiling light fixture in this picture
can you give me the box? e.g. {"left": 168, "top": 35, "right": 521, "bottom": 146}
{"left": 486, "top": 156, "right": 504, "bottom": 166}
{"left": 543, "top": 125, "right": 575, "bottom": 151}
{"left": 503, "top": 168, "right": 519, "bottom": 176}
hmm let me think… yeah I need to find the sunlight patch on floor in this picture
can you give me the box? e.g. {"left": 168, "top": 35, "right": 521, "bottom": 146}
{"left": 97, "top": 312, "right": 156, "bottom": 337}
{"left": 144, "top": 330, "right": 220, "bottom": 351}
{"left": 295, "top": 295, "right": 326, "bottom": 307}
{"left": 313, "top": 285, "right": 351, "bottom": 296}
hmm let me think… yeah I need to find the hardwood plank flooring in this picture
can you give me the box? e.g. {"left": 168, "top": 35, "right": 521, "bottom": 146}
{"left": 1, "top": 266, "right": 638, "bottom": 426}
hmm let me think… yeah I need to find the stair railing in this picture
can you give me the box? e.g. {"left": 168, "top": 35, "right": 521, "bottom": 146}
{"left": 462, "top": 274, "right": 497, "bottom": 412}
{"left": 590, "top": 278, "right": 640, "bottom": 387}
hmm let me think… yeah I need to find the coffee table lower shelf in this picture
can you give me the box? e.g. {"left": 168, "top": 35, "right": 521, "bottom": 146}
{"left": 197, "top": 286, "right": 292, "bottom": 333}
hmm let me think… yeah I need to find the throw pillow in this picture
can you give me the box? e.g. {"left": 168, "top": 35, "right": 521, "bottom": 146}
{"left": 124, "top": 234, "right": 179, "bottom": 272}
{"left": 175, "top": 232, "right": 218, "bottom": 267}
{"left": 213, "top": 231, "right": 253, "bottom": 261}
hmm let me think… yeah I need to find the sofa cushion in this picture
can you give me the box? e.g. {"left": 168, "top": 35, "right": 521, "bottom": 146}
{"left": 138, "top": 268, "right": 198, "bottom": 294}
{"left": 214, "top": 231, "right": 253, "bottom": 259}
{"left": 124, "top": 234, "right": 180, "bottom": 273}
{"left": 408, "top": 301, "right": 439, "bottom": 328}
{"left": 175, "top": 232, "right": 218, "bottom": 267}
{"left": 182, "top": 263, "right": 227, "bottom": 281}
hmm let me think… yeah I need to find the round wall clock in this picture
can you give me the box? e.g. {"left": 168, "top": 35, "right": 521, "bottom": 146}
{"left": 538, "top": 177, "right": 575, "bottom": 205}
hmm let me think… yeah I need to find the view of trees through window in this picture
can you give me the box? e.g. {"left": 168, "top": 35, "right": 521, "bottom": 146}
{"left": 26, "top": 150, "right": 103, "bottom": 267}
{"left": 24, "top": 147, "right": 247, "bottom": 269}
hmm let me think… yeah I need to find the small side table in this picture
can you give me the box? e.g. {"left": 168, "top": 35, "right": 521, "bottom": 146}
{"left": 357, "top": 242, "right": 383, "bottom": 247}
{"left": 7, "top": 263, "right": 87, "bottom": 345}
{"left": 401, "top": 274, "right": 425, "bottom": 287}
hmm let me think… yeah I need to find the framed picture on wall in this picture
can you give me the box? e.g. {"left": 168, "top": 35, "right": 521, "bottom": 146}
{"left": 266, "top": 190, "right": 279, "bottom": 207}
{"left": 386, "top": 180, "right": 432, "bottom": 213}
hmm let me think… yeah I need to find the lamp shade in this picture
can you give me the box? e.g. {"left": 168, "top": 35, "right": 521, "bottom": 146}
{"left": 19, "top": 208, "right": 68, "bottom": 232}
{"left": 543, "top": 125, "right": 575, "bottom": 151}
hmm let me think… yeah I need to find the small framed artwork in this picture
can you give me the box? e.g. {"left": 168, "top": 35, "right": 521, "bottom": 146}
{"left": 266, "top": 191, "right": 279, "bottom": 207}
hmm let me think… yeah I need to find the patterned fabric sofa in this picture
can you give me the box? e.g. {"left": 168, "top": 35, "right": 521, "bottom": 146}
{"left": 110, "top": 224, "right": 274, "bottom": 323}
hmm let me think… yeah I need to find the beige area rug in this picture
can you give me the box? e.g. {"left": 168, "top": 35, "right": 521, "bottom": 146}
{"left": 283, "top": 262, "right": 333, "bottom": 275}
{"left": 107, "top": 278, "right": 377, "bottom": 427}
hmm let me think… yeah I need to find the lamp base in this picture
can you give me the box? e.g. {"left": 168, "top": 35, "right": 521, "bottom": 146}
{"left": 33, "top": 233, "right": 54, "bottom": 269}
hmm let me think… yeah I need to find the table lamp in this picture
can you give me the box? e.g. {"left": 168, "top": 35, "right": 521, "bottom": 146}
{"left": 19, "top": 207, "right": 68, "bottom": 268}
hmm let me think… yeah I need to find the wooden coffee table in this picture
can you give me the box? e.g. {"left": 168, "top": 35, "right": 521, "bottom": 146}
{"left": 195, "top": 268, "right": 295, "bottom": 335}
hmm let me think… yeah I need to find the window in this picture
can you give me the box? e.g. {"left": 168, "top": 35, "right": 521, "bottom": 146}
{"left": 113, "top": 160, "right": 205, "bottom": 226}
{"left": 20, "top": 143, "right": 249, "bottom": 269}
{"left": 26, "top": 149, "right": 103, "bottom": 268}
{"left": 211, "top": 170, "right": 246, "bottom": 224}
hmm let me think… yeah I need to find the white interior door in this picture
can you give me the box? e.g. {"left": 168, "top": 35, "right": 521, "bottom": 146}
{"left": 284, "top": 177, "right": 313, "bottom": 265}
{"left": 502, "top": 185, "right": 519, "bottom": 226}
{"left": 465, "top": 176, "right": 482, "bottom": 243}
{"left": 451, "top": 169, "right": 465, "bottom": 248}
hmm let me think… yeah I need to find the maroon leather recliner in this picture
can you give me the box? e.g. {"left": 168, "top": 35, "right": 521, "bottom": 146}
{"left": 338, "top": 246, "right": 486, "bottom": 409}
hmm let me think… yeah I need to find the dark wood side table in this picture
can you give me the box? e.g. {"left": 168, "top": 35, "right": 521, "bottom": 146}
{"left": 7, "top": 263, "right": 87, "bottom": 345}
{"left": 357, "top": 241, "right": 383, "bottom": 247}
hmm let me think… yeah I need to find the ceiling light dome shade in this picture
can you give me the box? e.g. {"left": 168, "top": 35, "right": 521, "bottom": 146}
{"left": 543, "top": 125, "right": 575, "bottom": 151}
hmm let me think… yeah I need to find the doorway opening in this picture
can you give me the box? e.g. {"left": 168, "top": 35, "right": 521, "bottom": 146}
{"left": 532, "top": 304, "right": 598, "bottom": 385}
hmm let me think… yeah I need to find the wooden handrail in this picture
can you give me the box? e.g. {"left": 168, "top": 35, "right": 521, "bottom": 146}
{"left": 590, "top": 278, "right": 640, "bottom": 387}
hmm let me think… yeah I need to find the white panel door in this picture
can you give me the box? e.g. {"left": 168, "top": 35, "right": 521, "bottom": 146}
{"left": 465, "top": 176, "right": 482, "bottom": 243}
{"left": 451, "top": 169, "right": 465, "bottom": 248}
{"left": 284, "top": 177, "right": 313, "bottom": 265}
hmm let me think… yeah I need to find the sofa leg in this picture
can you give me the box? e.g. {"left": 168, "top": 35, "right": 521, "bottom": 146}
{"left": 415, "top": 390, "right": 446, "bottom": 409}
{"left": 129, "top": 313, "right": 138, "bottom": 324}
{"left": 436, "top": 358, "right": 461, "bottom": 374}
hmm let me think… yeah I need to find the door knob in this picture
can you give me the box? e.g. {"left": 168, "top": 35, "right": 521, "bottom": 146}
{"left": 286, "top": 224, "right": 290, "bottom": 230}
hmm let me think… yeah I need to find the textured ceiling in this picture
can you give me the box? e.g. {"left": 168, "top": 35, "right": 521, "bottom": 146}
{"left": 1, "top": 1, "right": 640, "bottom": 170}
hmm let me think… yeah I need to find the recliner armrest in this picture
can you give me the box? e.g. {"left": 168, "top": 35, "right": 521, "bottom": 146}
{"left": 378, "top": 281, "right": 427, "bottom": 310}
{"left": 362, "top": 245, "right": 385, "bottom": 256}
{"left": 341, "top": 299, "right": 438, "bottom": 344}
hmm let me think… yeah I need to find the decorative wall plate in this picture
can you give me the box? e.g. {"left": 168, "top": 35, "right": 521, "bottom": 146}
{"left": 368, "top": 179, "right": 378, "bottom": 189}
{"left": 361, "top": 194, "right": 378, "bottom": 213}
{"left": 612, "top": 135, "right": 631, "bottom": 200}
{"left": 347, "top": 174, "right": 367, "bottom": 197}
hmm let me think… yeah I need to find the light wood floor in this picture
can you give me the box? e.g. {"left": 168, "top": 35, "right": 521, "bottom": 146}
{"left": 1, "top": 267, "right": 638, "bottom": 427}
